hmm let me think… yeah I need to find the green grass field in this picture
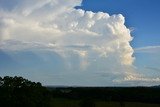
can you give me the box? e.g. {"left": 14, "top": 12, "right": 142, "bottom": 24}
{"left": 50, "top": 98, "right": 80, "bottom": 107}
{"left": 49, "top": 98, "right": 160, "bottom": 107}
{"left": 96, "top": 102, "right": 160, "bottom": 107}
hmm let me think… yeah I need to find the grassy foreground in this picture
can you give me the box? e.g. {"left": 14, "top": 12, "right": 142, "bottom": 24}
{"left": 49, "top": 98, "right": 160, "bottom": 107}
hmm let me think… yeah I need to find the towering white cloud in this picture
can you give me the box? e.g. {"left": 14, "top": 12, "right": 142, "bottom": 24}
{"left": 0, "top": 0, "right": 159, "bottom": 86}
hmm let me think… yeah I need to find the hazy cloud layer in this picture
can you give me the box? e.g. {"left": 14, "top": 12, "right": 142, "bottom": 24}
{"left": 0, "top": 0, "right": 159, "bottom": 86}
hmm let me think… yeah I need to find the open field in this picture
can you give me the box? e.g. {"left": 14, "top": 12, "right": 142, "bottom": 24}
{"left": 48, "top": 87, "right": 160, "bottom": 107}
{"left": 97, "top": 102, "right": 160, "bottom": 107}
{"left": 49, "top": 98, "right": 160, "bottom": 107}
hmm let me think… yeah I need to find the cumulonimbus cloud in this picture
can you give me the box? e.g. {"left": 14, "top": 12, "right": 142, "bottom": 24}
{"left": 0, "top": 0, "right": 159, "bottom": 86}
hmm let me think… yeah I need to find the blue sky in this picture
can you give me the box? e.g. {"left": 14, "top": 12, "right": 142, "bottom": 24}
{"left": 77, "top": 0, "right": 160, "bottom": 48}
{"left": 0, "top": 0, "right": 160, "bottom": 86}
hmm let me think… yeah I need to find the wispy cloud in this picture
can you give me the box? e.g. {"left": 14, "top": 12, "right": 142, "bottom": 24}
{"left": 145, "top": 66, "right": 160, "bottom": 72}
{"left": 134, "top": 46, "right": 160, "bottom": 53}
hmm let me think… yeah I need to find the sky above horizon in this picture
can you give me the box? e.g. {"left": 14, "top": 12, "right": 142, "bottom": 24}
{"left": 77, "top": 0, "right": 160, "bottom": 48}
{"left": 0, "top": 0, "right": 160, "bottom": 86}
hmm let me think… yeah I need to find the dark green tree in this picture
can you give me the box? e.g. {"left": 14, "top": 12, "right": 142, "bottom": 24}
{"left": 0, "top": 76, "right": 51, "bottom": 107}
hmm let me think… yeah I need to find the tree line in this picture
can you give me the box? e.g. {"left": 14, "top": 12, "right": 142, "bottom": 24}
{"left": 0, "top": 76, "right": 51, "bottom": 107}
